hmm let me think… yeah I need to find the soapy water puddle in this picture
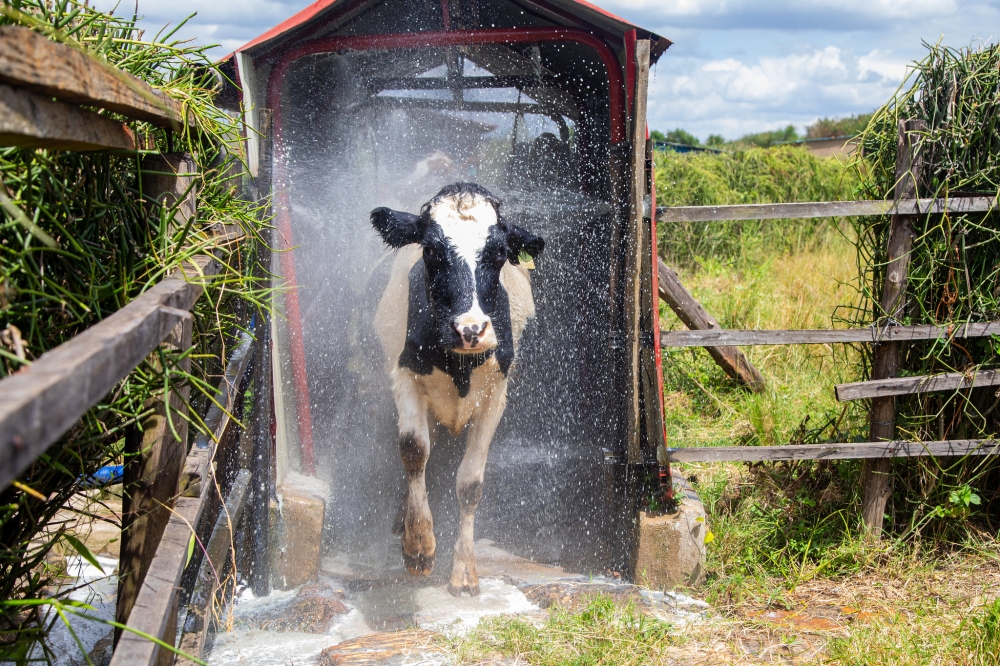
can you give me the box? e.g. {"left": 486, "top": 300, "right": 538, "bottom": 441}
{"left": 206, "top": 540, "right": 709, "bottom": 666}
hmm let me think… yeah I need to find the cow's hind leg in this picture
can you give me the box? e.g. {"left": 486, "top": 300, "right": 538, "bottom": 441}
{"left": 449, "top": 379, "right": 507, "bottom": 596}
{"left": 393, "top": 373, "right": 435, "bottom": 575}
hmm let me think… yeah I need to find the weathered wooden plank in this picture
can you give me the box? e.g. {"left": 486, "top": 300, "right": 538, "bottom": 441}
{"left": 836, "top": 369, "right": 1000, "bottom": 401}
{"left": 179, "top": 334, "right": 256, "bottom": 499}
{"left": 0, "top": 255, "right": 217, "bottom": 492}
{"left": 116, "top": 156, "right": 199, "bottom": 647}
{"left": 176, "top": 469, "right": 251, "bottom": 665}
{"left": 666, "top": 439, "right": 1000, "bottom": 463}
{"left": 115, "top": 317, "right": 192, "bottom": 647}
{"left": 109, "top": 493, "right": 204, "bottom": 666}
{"left": 660, "top": 321, "right": 1000, "bottom": 347}
{"left": 863, "top": 119, "right": 926, "bottom": 535}
{"left": 658, "top": 258, "right": 765, "bottom": 390}
{"left": 0, "top": 83, "right": 135, "bottom": 151}
{"left": 110, "top": 333, "right": 254, "bottom": 666}
{"left": 655, "top": 195, "right": 997, "bottom": 223}
{"left": 0, "top": 25, "right": 187, "bottom": 128}
{"left": 623, "top": 40, "right": 650, "bottom": 463}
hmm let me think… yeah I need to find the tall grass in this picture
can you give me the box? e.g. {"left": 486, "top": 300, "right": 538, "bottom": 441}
{"left": 0, "top": 2, "right": 268, "bottom": 660}
{"left": 655, "top": 145, "right": 855, "bottom": 268}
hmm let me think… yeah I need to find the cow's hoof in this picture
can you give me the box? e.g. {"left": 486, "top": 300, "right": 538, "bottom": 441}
{"left": 403, "top": 551, "right": 435, "bottom": 576}
{"left": 447, "top": 583, "right": 480, "bottom": 597}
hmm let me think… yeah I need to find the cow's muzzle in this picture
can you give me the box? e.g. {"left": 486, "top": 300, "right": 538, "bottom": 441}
{"left": 452, "top": 315, "right": 497, "bottom": 353}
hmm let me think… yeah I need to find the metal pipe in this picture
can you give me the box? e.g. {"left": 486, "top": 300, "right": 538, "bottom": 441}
{"left": 264, "top": 27, "right": 627, "bottom": 474}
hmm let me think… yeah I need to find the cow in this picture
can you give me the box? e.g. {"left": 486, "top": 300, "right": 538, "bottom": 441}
{"left": 370, "top": 182, "right": 544, "bottom": 596}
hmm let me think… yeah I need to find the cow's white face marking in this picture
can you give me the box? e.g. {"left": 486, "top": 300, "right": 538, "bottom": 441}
{"left": 429, "top": 194, "right": 498, "bottom": 352}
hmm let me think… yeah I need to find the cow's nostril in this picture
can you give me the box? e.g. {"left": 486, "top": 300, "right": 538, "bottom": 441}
{"left": 481, "top": 321, "right": 490, "bottom": 331}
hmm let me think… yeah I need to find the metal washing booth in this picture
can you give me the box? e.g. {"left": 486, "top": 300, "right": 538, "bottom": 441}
{"left": 222, "top": 0, "right": 673, "bottom": 585}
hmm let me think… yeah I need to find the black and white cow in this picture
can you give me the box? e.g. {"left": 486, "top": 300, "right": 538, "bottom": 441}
{"left": 371, "top": 182, "right": 544, "bottom": 596}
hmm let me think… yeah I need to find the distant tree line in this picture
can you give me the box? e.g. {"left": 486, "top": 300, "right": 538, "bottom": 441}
{"left": 652, "top": 113, "right": 872, "bottom": 150}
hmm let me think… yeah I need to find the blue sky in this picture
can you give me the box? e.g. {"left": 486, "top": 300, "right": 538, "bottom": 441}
{"left": 94, "top": 0, "right": 1000, "bottom": 141}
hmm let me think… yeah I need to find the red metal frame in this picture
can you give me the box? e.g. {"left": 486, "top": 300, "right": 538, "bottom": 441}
{"left": 228, "top": 0, "right": 652, "bottom": 60}
{"left": 266, "top": 28, "right": 629, "bottom": 474}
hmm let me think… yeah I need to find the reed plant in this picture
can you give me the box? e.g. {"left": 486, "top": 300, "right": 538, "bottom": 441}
{"left": 0, "top": 1, "right": 268, "bottom": 661}
{"left": 848, "top": 41, "right": 1000, "bottom": 539}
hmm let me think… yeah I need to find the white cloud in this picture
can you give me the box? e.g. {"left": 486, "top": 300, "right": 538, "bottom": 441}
{"left": 647, "top": 45, "right": 911, "bottom": 139}
{"left": 85, "top": 0, "right": 999, "bottom": 140}
{"left": 599, "top": 0, "right": 959, "bottom": 30}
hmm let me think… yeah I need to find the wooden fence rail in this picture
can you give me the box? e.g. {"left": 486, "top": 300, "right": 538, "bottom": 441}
{"left": 666, "top": 439, "right": 1000, "bottom": 463}
{"left": 0, "top": 255, "right": 219, "bottom": 492}
{"left": 836, "top": 369, "right": 1000, "bottom": 401}
{"left": 0, "top": 25, "right": 191, "bottom": 129}
{"left": 110, "top": 333, "right": 255, "bottom": 666}
{"left": 659, "top": 322, "right": 1000, "bottom": 348}
{"left": 656, "top": 195, "right": 998, "bottom": 223}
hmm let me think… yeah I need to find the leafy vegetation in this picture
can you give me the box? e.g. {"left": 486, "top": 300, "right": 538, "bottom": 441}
{"left": 808, "top": 113, "right": 873, "bottom": 139}
{"left": 847, "top": 41, "right": 1000, "bottom": 538}
{"left": 655, "top": 144, "right": 855, "bottom": 266}
{"left": 734, "top": 123, "right": 802, "bottom": 148}
{"left": 0, "top": 1, "right": 266, "bottom": 660}
{"left": 650, "top": 128, "right": 702, "bottom": 147}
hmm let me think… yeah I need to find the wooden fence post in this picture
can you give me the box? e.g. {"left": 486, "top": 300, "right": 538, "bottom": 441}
{"left": 623, "top": 40, "right": 651, "bottom": 463}
{"left": 116, "top": 154, "right": 198, "bottom": 649}
{"left": 861, "top": 120, "right": 926, "bottom": 536}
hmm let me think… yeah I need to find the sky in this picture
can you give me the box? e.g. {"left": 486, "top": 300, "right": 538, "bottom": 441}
{"left": 93, "top": 0, "right": 1000, "bottom": 141}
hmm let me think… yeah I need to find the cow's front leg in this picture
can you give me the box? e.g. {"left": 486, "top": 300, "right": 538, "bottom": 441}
{"left": 393, "top": 373, "right": 435, "bottom": 575}
{"left": 449, "top": 379, "right": 507, "bottom": 596}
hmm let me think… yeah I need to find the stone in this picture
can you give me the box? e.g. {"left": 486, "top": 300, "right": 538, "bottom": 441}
{"left": 271, "top": 473, "right": 327, "bottom": 590}
{"left": 250, "top": 582, "right": 349, "bottom": 633}
{"left": 521, "top": 581, "right": 642, "bottom": 612}
{"left": 316, "top": 629, "right": 442, "bottom": 666}
{"left": 634, "top": 473, "right": 707, "bottom": 590}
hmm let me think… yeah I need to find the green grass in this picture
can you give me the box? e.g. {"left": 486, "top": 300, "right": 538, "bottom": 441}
{"left": 656, "top": 145, "right": 856, "bottom": 268}
{"left": 443, "top": 595, "right": 678, "bottom": 665}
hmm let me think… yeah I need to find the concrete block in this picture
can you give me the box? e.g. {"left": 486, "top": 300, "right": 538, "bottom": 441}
{"left": 272, "top": 473, "right": 327, "bottom": 590}
{"left": 635, "top": 473, "right": 707, "bottom": 590}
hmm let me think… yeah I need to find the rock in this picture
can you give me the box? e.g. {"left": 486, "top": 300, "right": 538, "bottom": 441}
{"left": 249, "top": 582, "right": 349, "bottom": 633}
{"left": 87, "top": 629, "right": 114, "bottom": 666}
{"left": 634, "top": 473, "right": 707, "bottom": 589}
{"left": 317, "top": 629, "right": 442, "bottom": 666}
{"left": 271, "top": 473, "right": 327, "bottom": 590}
{"left": 521, "top": 581, "right": 642, "bottom": 612}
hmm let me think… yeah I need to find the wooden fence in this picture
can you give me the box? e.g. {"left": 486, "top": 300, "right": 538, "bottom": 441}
{"left": 655, "top": 119, "right": 1000, "bottom": 533}
{"left": 0, "top": 26, "right": 269, "bottom": 666}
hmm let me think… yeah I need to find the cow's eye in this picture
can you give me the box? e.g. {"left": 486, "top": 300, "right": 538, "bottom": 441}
{"left": 424, "top": 247, "right": 435, "bottom": 259}
{"left": 495, "top": 247, "right": 506, "bottom": 263}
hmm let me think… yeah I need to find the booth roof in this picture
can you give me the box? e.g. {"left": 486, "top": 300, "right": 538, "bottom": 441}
{"left": 227, "top": 0, "right": 671, "bottom": 62}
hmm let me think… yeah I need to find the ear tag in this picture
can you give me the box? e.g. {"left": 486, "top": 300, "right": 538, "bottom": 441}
{"left": 518, "top": 250, "right": 535, "bottom": 270}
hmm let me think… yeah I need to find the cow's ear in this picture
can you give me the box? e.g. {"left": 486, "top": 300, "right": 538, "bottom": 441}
{"left": 371, "top": 207, "right": 422, "bottom": 247}
{"left": 507, "top": 224, "right": 544, "bottom": 264}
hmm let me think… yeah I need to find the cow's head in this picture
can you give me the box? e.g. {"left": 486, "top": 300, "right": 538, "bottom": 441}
{"left": 371, "top": 183, "right": 544, "bottom": 354}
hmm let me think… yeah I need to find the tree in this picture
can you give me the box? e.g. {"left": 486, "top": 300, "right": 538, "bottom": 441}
{"left": 706, "top": 134, "right": 726, "bottom": 148}
{"left": 737, "top": 124, "right": 800, "bottom": 147}
{"left": 650, "top": 129, "right": 702, "bottom": 146}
